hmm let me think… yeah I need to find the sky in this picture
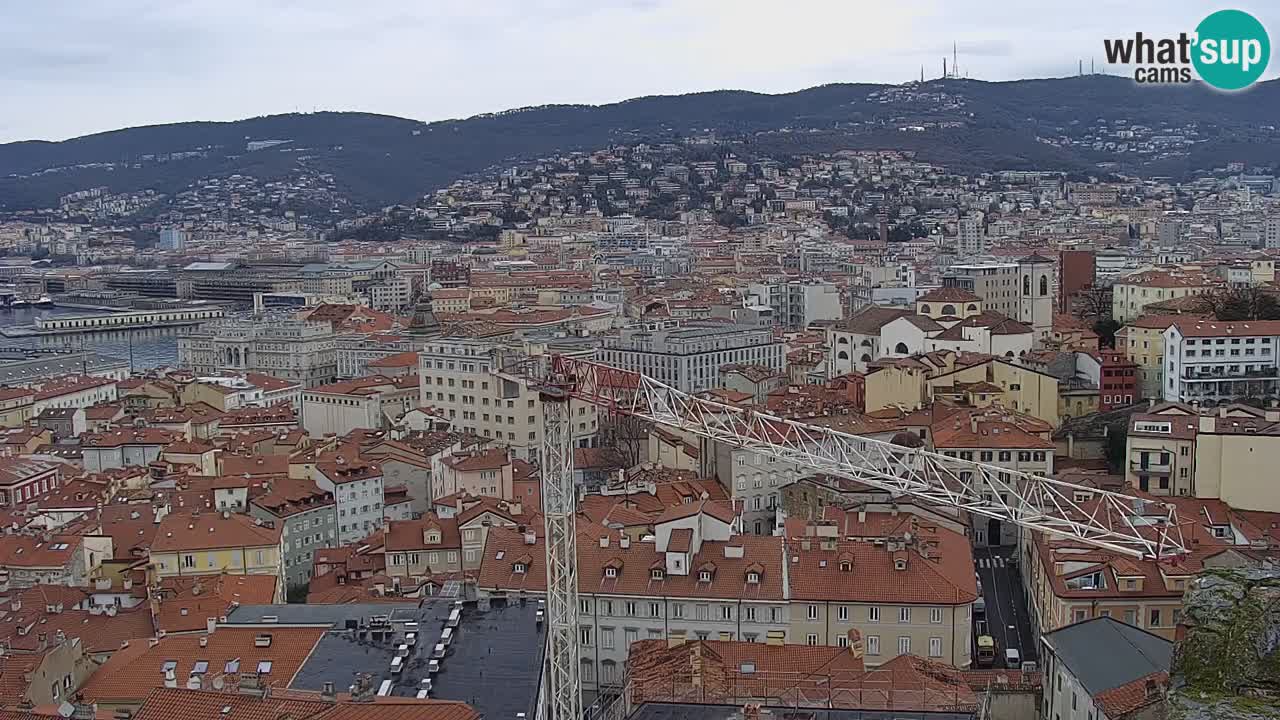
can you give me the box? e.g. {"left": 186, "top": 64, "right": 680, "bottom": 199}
{"left": 3, "top": 0, "right": 1279, "bottom": 143}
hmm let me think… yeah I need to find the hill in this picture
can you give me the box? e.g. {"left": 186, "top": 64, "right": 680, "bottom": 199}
{"left": 4, "top": 75, "right": 1280, "bottom": 213}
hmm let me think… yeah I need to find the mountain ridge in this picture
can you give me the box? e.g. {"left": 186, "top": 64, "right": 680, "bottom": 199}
{"left": 4, "top": 75, "right": 1280, "bottom": 213}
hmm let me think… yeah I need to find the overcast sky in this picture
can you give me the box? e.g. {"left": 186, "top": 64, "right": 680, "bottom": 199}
{"left": 3, "top": 0, "right": 1278, "bottom": 143}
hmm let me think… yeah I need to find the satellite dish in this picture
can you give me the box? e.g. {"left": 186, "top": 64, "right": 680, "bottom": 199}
{"left": 57, "top": 702, "right": 75, "bottom": 718}
{"left": 212, "top": 676, "right": 225, "bottom": 690}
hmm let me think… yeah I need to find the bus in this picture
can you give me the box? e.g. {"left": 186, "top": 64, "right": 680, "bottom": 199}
{"left": 976, "top": 635, "right": 997, "bottom": 668}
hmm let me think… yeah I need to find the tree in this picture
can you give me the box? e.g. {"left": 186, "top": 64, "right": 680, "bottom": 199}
{"left": 596, "top": 414, "right": 651, "bottom": 467}
{"left": 1071, "top": 286, "right": 1113, "bottom": 321}
{"left": 1104, "top": 422, "right": 1128, "bottom": 474}
{"left": 1093, "top": 318, "right": 1122, "bottom": 349}
{"left": 1203, "top": 287, "right": 1280, "bottom": 321}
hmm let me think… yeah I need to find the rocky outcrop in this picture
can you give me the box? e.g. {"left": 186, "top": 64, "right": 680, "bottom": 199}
{"left": 1167, "top": 568, "right": 1280, "bottom": 720}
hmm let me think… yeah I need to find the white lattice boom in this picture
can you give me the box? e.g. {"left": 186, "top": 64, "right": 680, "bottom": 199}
{"left": 550, "top": 356, "right": 1187, "bottom": 561}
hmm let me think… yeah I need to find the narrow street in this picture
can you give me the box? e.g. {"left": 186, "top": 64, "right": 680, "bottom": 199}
{"left": 974, "top": 546, "right": 1038, "bottom": 668}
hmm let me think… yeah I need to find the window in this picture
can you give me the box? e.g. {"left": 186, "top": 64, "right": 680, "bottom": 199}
{"left": 929, "top": 637, "right": 943, "bottom": 657}
{"left": 672, "top": 603, "right": 684, "bottom": 619}
{"left": 600, "top": 628, "right": 615, "bottom": 649}
{"left": 581, "top": 599, "right": 591, "bottom": 614}
{"left": 898, "top": 636, "right": 911, "bottom": 655}
{"left": 899, "top": 607, "right": 911, "bottom": 623}
{"left": 744, "top": 606, "right": 756, "bottom": 622}
{"left": 807, "top": 604, "right": 819, "bottom": 620}
{"left": 837, "top": 606, "right": 849, "bottom": 621}
{"left": 625, "top": 628, "right": 638, "bottom": 646}
{"left": 720, "top": 605, "right": 733, "bottom": 620}
{"left": 869, "top": 606, "right": 880, "bottom": 622}
{"left": 649, "top": 602, "right": 661, "bottom": 618}
{"left": 806, "top": 634, "right": 818, "bottom": 646}
{"left": 929, "top": 607, "right": 943, "bottom": 624}
{"left": 1150, "top": 609, "right": 1162, "bottom": 627}
{"left": 867, "top": 635, "right": 881, "bottom": 656}
{"left": 580, "top": 627, "right": 592, "bottom": 646}
{"left": 625, "top": 601, "right": 637, "bottom": 617}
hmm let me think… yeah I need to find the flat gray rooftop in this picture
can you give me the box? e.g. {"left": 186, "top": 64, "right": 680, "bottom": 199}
{"left": 225, "top": 599, "right": 544, "bottom": 719}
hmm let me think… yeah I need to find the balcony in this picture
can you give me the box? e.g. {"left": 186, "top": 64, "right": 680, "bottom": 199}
{"left": 1181, "top": 367, "right": 1279, "bottom": 381}
{"left": 1130, "top": 457, "right": 1172, "bottom": 474}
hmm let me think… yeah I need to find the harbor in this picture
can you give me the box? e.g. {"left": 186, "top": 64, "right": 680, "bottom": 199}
{"left": 0, "top": 305, "right": 189, "bottom": 369}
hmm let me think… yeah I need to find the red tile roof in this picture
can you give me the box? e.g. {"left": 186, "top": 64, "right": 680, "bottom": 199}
{"left": 80, "top": 627, "right": 327, "bottom": 704}
{"left": 152, "top": 510, "right": 282, "bottom": 553}
{"left": 131, "top": 687, "right": 479, "bottom": 720}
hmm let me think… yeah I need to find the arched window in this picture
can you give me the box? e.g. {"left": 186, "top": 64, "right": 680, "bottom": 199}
{"left": 967, "top": 304, "right": 978, "bottom": 312}
{"left": 919, "top": 304, "right": 931, "bottom": 315}
{"left": 1023, "top": 275, "right": 1031, "bottom": 296}
{"left": 1040, "top": 274, "right": 1049, "bottom": 296}
{"left": 837, "top": 350, "right": 849, "bottom": 360}
{"left": 1005, "top": 351, "right": 1015, "bottom": 357}
{"left": 860, "top": 354, "right": 872, "bottom": 363}
{"left": 894, "top": 342, "right": 909, "bottom": 354}
{"left": 837, "top": 336, "right": 849, "bottom": 345}
{"left": 941, "top": 304, "right": 956, "bottom": 316}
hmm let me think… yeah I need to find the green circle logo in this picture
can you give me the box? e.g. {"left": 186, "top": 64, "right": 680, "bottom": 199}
{"left": 1192, "top": 9, "right": 1270, "bottom": 90}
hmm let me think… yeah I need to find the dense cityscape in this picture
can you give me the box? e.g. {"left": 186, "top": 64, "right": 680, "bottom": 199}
{"left": 0, "top": 31, "right": 1278, "bottom": 720}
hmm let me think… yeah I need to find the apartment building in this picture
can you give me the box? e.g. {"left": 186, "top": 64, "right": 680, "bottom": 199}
{"left": 785, "top": 509, "right": 977, "bottom": 668}
{"left": 597, "top": 322, "right": 785, "bottom": 393}
{"left": 1040, "top": 617, "right": 1171, "bottom": 720}
{"left": 434, "top": 447, "right": 516, "bottom": 500}
{"left": 148, "top": 511, "right": 284, "bottom": 591}
{"left": 247, "top": 478, "right": 337, "bottom": 592}
{"left": 384, "top": 513, "right": 463, "bottom": 580}
{"left": 335, "top": 333, "right": 416, "bottom": 379}
{"left": 1116, "top": 314, "right": 1185, "bottom": 400}
{"left": 1111, "top": 271, "right": 1213, "bottom": 324}
{"left": 300, "top": 375, "right": 417, "bottom": 436}
{"left": 0, "top": 387, "right": 35, "bottom": 428}
{"left": 478, "top": 501, "right": 788, "bottom": 698}
{"left": 934, "top": 413, "right": 1054, "bottom": 547}
{"left": 313, "top": 458, "right": 385, "bottom": 545}
{"left": 1124, "top": 404, "right": 1198, "bottom": 496}
{"left": 0, "top": 457, "right": 63, "bottom": 508}
{"left": 1162, "top": 319, "right": 1280, "bottom": 404}
{"left": 418, "top": 338, "right": 597, "bottom": 462}
{"left": 178, "top": 317, "right": 339, "bottom": 388}
{"left": 745, "top": 279, "right": 843, "bottom": 330}
{"left": 1025, "top": 504, "right": 1203, "bottom": 643}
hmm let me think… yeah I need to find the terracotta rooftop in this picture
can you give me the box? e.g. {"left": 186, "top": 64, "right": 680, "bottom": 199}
{"left": 80, "top": 626, "right": 328, "bottom": 704}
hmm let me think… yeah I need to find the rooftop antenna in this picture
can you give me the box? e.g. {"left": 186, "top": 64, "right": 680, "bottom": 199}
{"left": 1091, "top": 58, "right": 1096, "bottom": 75}
{"left": 1079, "top": 59, "right": 1083, "bottom": 76}
{"left": 953, "top": 41, "right": 958, "bottom": 78}
{"left": 943, "top": 57, "right": 947, "bottom": 79}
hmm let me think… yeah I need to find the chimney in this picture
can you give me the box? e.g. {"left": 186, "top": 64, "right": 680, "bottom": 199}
{"left": 846, "top": 629, "right": 864, "bottom": 660}
{"left": 321, "top": 681, "right": 336, "bottom": 701}
{"left": 206, "top": 617, "right": 217, "bottom": 634}
{"left": 163, "top": 668, "right": 178, "bottom": 688}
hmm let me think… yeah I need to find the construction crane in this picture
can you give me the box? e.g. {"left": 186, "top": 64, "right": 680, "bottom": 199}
{"left": 537, "top": 357, "right": 1187, "bottom": 720}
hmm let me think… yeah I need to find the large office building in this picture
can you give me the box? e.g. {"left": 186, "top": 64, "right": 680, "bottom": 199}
{"left": 178, "top": 317, "right": 339, "bottom": 388}
{"left": 596, "top": 322, "right": 785, "bottom": 393}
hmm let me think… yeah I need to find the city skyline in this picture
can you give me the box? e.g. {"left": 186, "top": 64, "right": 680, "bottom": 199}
{"left": 5, "top": 0, "right": 1278, "bottom": 143}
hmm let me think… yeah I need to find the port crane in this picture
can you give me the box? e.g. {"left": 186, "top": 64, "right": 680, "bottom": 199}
{"left": 537, "top": 357, "right": 1187, "bottom": 720}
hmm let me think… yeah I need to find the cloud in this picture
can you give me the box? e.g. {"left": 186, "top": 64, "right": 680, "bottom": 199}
{"left": 1, "top": 0, "right": 1278, "bottom": 142}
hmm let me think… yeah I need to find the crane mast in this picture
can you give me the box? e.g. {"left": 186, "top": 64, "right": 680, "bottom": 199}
{"left": 539, "top": 382, "right": 582, "bottom": 720}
